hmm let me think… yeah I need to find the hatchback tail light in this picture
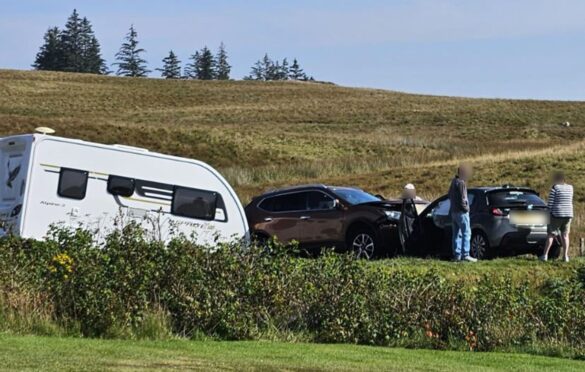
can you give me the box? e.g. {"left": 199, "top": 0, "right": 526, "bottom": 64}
{"left": 491, "top": 208, "right": 507, "bottom": 216}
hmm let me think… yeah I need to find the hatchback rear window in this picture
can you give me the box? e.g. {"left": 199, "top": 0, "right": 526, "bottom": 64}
{"left": 488, "top": 190, "right": 545, "bottom": 207}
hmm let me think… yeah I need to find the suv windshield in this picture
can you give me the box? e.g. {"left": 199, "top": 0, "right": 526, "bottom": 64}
{"left": 331, "top": 187, "right": 380, "bottom": 205}
{"left": 488, "top": 190, "right": 546, "bottom": 207}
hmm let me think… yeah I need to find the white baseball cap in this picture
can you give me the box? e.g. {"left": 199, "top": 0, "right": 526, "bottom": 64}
{"left": 404, "top": 183, "right": 416, "bottom": 190}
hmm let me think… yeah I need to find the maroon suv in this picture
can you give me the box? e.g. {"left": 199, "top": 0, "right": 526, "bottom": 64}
{"left": 245, "top": 184, "right": 428, "bottom": 259}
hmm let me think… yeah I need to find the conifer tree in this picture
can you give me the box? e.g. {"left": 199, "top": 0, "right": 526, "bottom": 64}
{"left": 79, "top": 17, "right": 107, "bottom": 74}
{"left": 60, "top": 9, "right": 83, "bottom": 72}
{"left": 245, "top": 58, "right": 266, "bottom": 80}
{"left": 33, "top": 27, "right": 64, "bottom": 71}
{"left": 267, "top": 59, "right": 281, "bottom": 80}
{"left": 278, "top": 58, "right": 290, "bottom": 80}
{"left": 214, "top": 42, "right": 231, "bottom": 80}
{"left": 113, "top": 25, "right": 150, "bottom": 77}
{"left": 156, "top": 50, "right": 181, "bottom": 79}
{"left": 60, "top": 10, "right": 105, "bottom": 73}
{"left": 261, "top": 54, "right": 274, "bottom": 80}
{"left": 289, "top": 58, "right": 307, "bottom": 80}
{"left": 184, "top": 51, "right": 200, "bottom": 79}
{"left": 197, "top": 46, "right": 216, "bottom": 80}
{"left": 246, "top": 54, "right": 274, "bottom": 80}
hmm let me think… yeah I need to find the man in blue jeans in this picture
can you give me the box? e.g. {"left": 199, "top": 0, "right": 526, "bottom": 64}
{"left": 448, "top": 164, "right": 477, "bottom": 262}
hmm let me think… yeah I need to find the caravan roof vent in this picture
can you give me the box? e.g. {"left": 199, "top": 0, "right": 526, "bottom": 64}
{"left": 35, "top": 127, "right": 56, "bottom": 135}
{"left": 112, "top": 144, "right": 150, "bottom": 152}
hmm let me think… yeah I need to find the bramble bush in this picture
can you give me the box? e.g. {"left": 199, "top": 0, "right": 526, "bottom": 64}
{"left": 0, "top": 224, "right": 585, "bottom": 357}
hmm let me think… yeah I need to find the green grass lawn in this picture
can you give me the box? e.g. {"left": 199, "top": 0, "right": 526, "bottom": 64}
{"left": 0, "top": 335, "right": 583, "bottom": 371}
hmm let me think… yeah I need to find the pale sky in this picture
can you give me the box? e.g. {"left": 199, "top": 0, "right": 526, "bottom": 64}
{"left": 1, "top": 0, "right": 584, "bottom": 100}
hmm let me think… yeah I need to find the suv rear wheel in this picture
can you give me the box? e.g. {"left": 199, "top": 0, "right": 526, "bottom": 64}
{"left": 470, "top": 231, "right": 490, "bottom": 260}
{"left": 347, "top": 227, "right": 376, "bottom": 260}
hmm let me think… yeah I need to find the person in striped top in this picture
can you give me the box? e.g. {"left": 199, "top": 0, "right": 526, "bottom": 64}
{"left": 540, "top": 171, "right": 573, "bottom": 262}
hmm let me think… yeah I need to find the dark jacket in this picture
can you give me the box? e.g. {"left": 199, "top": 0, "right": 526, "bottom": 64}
{"left": 448, "top": 176, "right": 469, "bottom": 213}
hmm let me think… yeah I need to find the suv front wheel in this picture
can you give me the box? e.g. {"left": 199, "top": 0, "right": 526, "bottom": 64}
{"left": 347, "top": 227, "right": 377, "bottom": 260}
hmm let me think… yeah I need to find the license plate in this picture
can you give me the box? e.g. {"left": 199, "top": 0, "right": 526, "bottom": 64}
{"left": 510, "top": 211, "right": 547, "bottom": 225}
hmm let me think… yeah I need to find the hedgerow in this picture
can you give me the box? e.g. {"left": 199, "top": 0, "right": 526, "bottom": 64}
{"left": 0, "top": 224, "right": 584, "bottom": 357}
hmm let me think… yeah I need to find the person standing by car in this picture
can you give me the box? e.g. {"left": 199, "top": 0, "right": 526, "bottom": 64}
{"left": 402, "top": 183, "right": 424, "bottom": 201}
{"left": 540, "top": 172, "right": 574, "bottom": 262}
{"left": 448, "top": 165, "right": 477, "bottom": 262}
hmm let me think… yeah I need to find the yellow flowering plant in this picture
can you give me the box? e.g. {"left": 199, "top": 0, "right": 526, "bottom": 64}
{"left": 48, "top": 252, "right": 74, "bottom": 280}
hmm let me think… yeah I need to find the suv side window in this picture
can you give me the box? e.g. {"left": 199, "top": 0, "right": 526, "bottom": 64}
{"left": 307, "top": 191, "right": 335, "bottom": 210}
{"left": 258, "top": 197, "right": 274, "bottom": 212}
{"left": 270, "top": 192, "right": 308, "bottom": 212}
{"left": 468, "top": 193, "right": 476, "bottom": 211}
{"left": 432, "top": 195, "right": 476, "bottom": 216}
{"left": 432, "top": 199, "right": 451, "bottom": 216}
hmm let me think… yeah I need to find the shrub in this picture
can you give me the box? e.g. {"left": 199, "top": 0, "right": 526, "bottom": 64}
{"left": 0, "top": 226, "right": 584, "bottom": 357}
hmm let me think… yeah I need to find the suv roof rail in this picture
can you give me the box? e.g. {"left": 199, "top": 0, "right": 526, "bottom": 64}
{"left": 262, "top": 183, "right": 328, "bottom": 195}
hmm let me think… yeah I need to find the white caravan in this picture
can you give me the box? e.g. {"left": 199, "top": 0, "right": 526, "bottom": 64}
{"left": 0, "top": 131, "right": 249, "bottom": 244}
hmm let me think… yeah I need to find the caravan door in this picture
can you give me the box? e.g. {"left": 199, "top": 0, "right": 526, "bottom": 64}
{"left": 0, "top": 137, "right": 30, "bottom": 235}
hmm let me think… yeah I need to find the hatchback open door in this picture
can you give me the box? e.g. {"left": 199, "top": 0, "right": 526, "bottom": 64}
{"left": 398, "top": 198, "right": 420, "bottom": 255}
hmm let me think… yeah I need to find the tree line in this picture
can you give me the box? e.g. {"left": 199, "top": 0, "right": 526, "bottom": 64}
{"left": 34, "top": 9, "right": 314, "bottom": 81}
{"left": 245, "top": 54, "right": 312, "bottom": 81}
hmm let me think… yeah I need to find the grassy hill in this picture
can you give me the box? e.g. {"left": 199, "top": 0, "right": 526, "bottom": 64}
{"left": 1, "top": 69, "right": 584, "bottom": 249}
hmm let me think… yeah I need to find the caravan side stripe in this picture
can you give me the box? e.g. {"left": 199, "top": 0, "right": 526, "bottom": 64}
{"left": 122, "top": 196, "right": 171, "bottom": 206}
{"left": 41, "top": 163, "right": 109, "bottom": 178}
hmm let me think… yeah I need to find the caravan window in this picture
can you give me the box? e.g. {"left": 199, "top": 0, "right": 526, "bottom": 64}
{"left": 58, "top": 168, "right": 88, "bottom": 200}
{"left": 107, "top": 176, "right": 135, "bottom": 197}
{"left": 172, "top": 186, "right": 218, "bottom": 221}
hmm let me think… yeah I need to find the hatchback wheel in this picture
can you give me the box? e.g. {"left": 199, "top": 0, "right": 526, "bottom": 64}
{"left": 471, "top": 231, "right": 489, "bottom": 260}
{"left": 348, "top": 228, "right": 376, "bottom": 260}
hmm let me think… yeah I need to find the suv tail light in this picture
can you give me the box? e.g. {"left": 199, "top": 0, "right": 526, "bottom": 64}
{"left": 491, "top": 208, "right": 507, "bottom": 216}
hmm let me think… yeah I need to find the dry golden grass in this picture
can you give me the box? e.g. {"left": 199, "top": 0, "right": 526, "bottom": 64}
{"left": 2, "top": 68, "right": 585, "bottom": 251}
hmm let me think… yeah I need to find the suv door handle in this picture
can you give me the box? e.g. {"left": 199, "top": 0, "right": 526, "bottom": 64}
{"left": 264, "top": 217, "right": 273, "bottom": 222}
{"left": 300, "top": 216, "right": 311, "bottom": 220}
